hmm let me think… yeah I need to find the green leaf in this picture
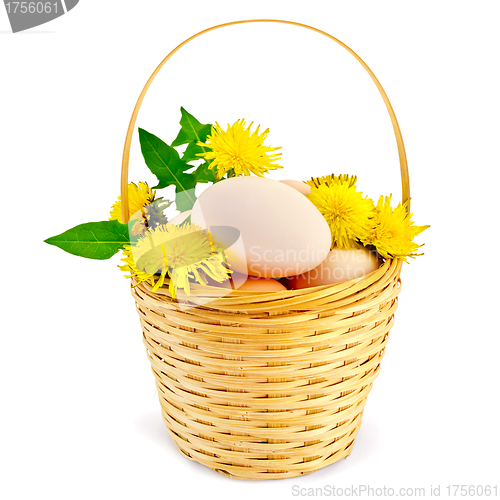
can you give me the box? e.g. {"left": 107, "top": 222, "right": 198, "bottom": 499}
{"left": 194, "top": 162, "right": 217, "bottom": 183}
{"left": 181, "top": 142, "right": 208, "bottom": 163}
{"left": 138, "top": 128, "right": 193, "bottom": 195}
{"left": 175, "top": 173, "right": 197, "bottom": 211}
{"left": 179, "top": 214, "right": 192, "bottom": 227}
{"left": 171, "top": 107, "right": 212, "bottom": 147}
{"left": 44, "top": 220, "right": 130, "bottom": 260}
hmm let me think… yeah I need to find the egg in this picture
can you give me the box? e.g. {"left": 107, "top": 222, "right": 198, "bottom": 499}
{"left": 290, "top": 245, "right": 381, "bottom": 289}
{"left": 236, "top": 276, "right": 287, "bottom": 292}
{"left": 204, "top": 271, "right": 246, "bottom": 290}
{"left": 203, "top": 272, "right": 285, "bottom": 292}
{"left": 169, "top": 210, "right": 192, "bottom": 225}
{"left": 191, "top": 176, "right": 330, "bottom": 278}
{"left": 278, "top": 179, "right": 311, "bottom": 196}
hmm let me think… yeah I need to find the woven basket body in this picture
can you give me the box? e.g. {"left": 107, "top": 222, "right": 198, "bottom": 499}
{"left": 131, "top": 259, "right": 401, "bottom": 479}
{"left": 121, "top": 20, "right": 411, "bottom": 480}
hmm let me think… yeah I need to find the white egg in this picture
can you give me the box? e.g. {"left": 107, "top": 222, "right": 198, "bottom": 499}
{"left": 290, "top": 245, "right": 381, "bottom": 288}
{"left": 191, "top": 176, "right": 330, "bottom": 278}
{"left": 279, "top": 179, "right": 311, "bottom": 196}
{"left": 169, "top": 210, "right": 191, "bottom": 225}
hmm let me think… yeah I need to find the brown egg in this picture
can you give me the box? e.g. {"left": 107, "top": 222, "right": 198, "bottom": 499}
{"left": 290, "top": 245, "right": 380, "bottom": 289}
{"left": 278, "top": 179, "right": 311, "bottom": 195}
{"left": 237, "top": 276, "right": 287, "bottom": 292}
{"left": 204, "top": 272, "right": 285, "bottom": 292}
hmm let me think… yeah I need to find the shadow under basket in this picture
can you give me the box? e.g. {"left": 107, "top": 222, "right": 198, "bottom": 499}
{"left": 130, "top": 258, "right": 402, "bottom": 480}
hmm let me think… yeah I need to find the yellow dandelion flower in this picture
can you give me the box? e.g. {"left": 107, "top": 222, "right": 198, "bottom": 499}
{"left": 307, "top": 182, "right": 375, "bottom": 249}
{"left": 196, "top": 119, "right": 282, "bottom": 179}
{"left": 119, "top": 223, "right": 230, "bottom": 297}
{"left": 119, "top": 246, "right": 153, "bottom": 283}
{"left": 110, "top": 182, "right": 170, "bottom": 236}
{"left": 306, "top": 173, "right": 358, "bottom": 189}
{"left": 362, "top": 195, "right": 429, "bottom": 262}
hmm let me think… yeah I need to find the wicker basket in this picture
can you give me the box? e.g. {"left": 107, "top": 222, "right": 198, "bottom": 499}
{"left": 120, "top": 20, "right": 410, "bottom": 480}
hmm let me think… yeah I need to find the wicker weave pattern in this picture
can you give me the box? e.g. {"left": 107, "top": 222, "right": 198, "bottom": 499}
{"left": 131, "top": 259, "right": 402, "bottom": 479}
{"left": 120, "top": 20, "right": 411, "bottom": 480}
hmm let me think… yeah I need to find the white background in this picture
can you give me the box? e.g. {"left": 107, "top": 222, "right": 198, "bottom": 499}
{"left": 1, "top": 1, "right": 499, "bottom": 499}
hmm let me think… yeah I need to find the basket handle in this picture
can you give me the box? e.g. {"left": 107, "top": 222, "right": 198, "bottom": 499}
{"left": 121, "top": 19, "right": 411, "bottom": 223}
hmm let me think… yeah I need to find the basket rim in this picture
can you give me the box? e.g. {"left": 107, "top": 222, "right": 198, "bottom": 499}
{"left": 131, "top": 257, "right": 402, "bottom": 308}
